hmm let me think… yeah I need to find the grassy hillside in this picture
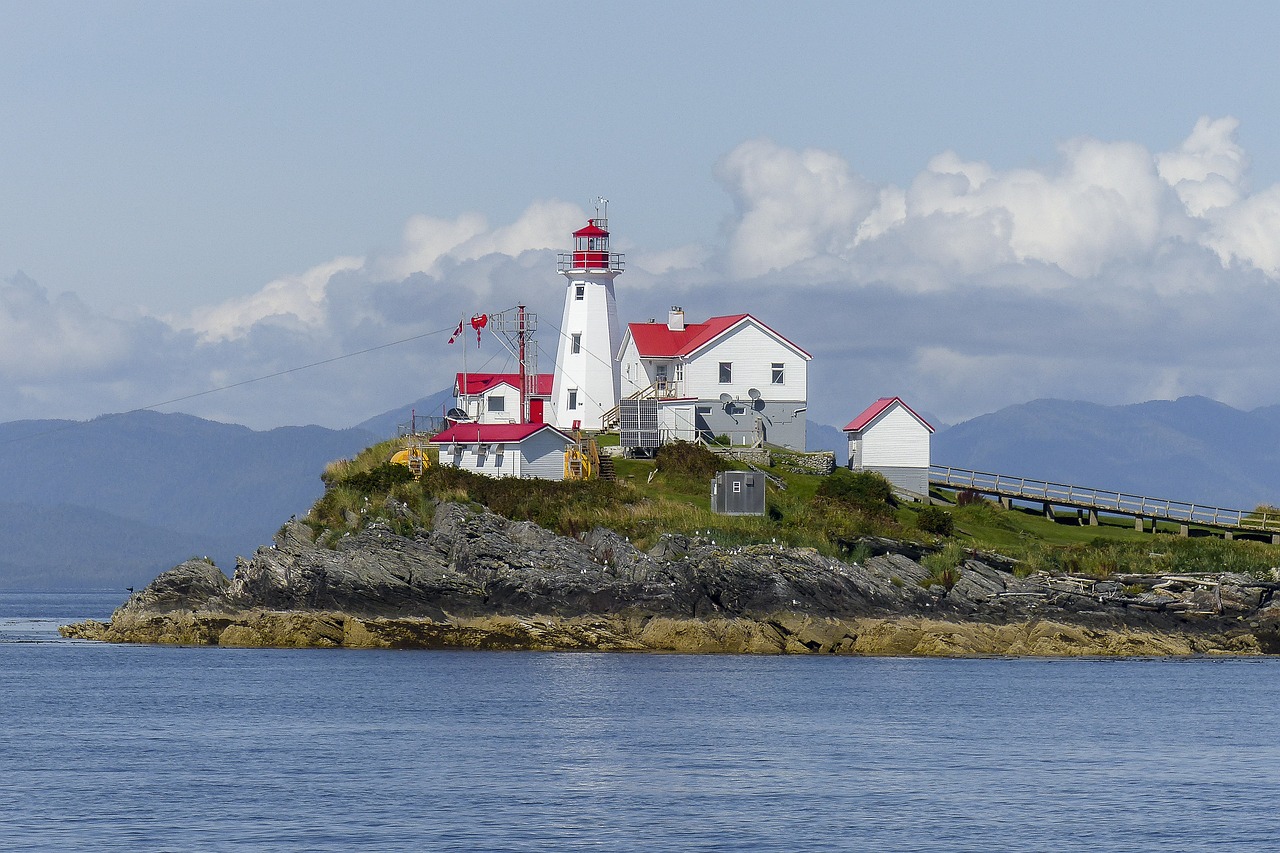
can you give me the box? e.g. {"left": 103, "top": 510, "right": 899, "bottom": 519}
{"left": 308, "top": 440, "right": 1280, "bottom": 581}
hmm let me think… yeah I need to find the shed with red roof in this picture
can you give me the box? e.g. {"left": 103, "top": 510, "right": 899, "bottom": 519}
{"left": 430, "top": 422, "right": 575, "bottom": 480}
{"left": 843, "top": 397, "right": 934, "bottom": 498}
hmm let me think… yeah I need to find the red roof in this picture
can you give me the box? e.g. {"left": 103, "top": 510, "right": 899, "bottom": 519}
{"left": 573, "top": 220, "right": 609, "bottom": 238}
{"left": 430, "top": 422, "right": 572, "bottom": 444}
{"left": 455, "top": 372, "right": 553, "bottom": 396}
{"left": 625, "top": 313, "right": 811, "bottom": 359}
{"left": 843, "top": 397, "right": 934, "bottom": 433}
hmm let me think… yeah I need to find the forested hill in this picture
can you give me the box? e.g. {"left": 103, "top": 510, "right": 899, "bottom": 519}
{"left": 0, "top": 411, "right": 377, "bottom": 590}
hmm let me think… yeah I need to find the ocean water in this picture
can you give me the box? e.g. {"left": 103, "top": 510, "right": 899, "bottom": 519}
{"left": 2, "top": 593, "right": 1279, "bottom": 852}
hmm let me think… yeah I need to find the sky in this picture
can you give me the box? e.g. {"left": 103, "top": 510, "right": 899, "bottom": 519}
{"left": 6, "top": 1, "right": 1280, "bottom": 431}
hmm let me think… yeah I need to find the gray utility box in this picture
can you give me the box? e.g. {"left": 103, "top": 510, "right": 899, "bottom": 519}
{"left": 711, "top": 471, "right": 766, "bottom": 516}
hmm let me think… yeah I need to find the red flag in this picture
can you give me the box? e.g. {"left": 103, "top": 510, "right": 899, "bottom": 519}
{"left": 447, "top": 318, "right": 464, "bottom": 344}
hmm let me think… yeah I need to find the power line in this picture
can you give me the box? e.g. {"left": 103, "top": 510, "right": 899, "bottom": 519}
{"left": 3, "top": 323, "right": 458, "bottom": 446}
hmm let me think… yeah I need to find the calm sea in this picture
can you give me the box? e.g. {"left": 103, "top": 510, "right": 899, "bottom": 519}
{"left": 2, "top": 592, "right": 1278, "bottom": 852}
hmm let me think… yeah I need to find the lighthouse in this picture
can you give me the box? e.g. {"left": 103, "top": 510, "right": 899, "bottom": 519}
{"left": 550, "top": 202, "right": 624, "bottom": 430}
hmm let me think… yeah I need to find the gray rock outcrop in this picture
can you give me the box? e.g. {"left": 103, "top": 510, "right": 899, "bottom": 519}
{"left": 61, "top": 501, "right": 1280, "bottom": 655}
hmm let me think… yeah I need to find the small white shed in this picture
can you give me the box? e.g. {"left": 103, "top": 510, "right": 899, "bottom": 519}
{"left": 843, "top": 397, "right": 934, "bottom": 498}
{"left": 430, "top": 422, "right": 575, "bottom": 480}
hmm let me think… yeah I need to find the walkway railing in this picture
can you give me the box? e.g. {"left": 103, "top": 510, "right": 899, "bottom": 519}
{"left": 930, "top": 465, "right": 1280, "bottom": 534}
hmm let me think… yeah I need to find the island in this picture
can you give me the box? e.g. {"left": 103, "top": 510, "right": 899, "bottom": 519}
{"left": 62, "top": 441, "right": 1280, "bottom": 656}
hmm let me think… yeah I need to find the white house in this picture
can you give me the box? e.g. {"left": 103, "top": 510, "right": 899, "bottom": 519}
{"left": 455, "top": 372, "right": 553, "bottom": 424}
{"left": 616, "top": 308, "right": 811, "bottom": 450}
{"left": 843, "top": 397, "right": 934, "bottom": 497}
{"left": 430, "top": 422, "right": 575, "bottom": 480}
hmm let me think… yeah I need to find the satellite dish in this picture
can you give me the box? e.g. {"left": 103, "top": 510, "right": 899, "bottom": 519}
{"left": 719, "top": 392, "right": 733, "bottom": 404}
{"left": 747, "top": 388, "right": 761, "bottom": 400}
{"left": 446, "top": 408, "right": 471, "bottom": 422}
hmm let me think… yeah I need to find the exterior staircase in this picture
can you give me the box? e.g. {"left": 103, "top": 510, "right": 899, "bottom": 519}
{"left": 598, "top": 454, "right": 616, "bottom": 482}
{"left": 602, "top": 380, "right": 682, "bottom": 430}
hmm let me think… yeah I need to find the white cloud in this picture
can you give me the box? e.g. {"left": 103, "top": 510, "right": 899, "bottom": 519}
{"left": 712, "top": 117, "right": 1280, "bottom": 288}
{"left": 0, "top": 273, "right": 134, "bottom": 380}
{"left": 183, "top": 200, "right": 587, "bottom": 343}
{"left": 185, "top": 255, "right": 365, "bottom": 342}
{"left": 715, "top": 138, "right": 880, "bottom": 278}
{"left": 1156, "top": 116, "right": 1247, "bottom": 216}
{"left": 375, "top": 200, "right": 584, "bottom": 281}
{"left": 15, "top": 118, "right": 1280, "bottom": 432}
{"left": 1200, "top": 185, "right": 1280, "bottom": 277}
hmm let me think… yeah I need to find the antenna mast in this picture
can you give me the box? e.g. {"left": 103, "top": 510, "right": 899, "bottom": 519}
{"left": 490, "top": 304, "right": 539, "bottom": 422}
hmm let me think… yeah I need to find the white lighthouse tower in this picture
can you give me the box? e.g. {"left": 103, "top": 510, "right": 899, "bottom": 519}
{"left": 551, "top": 200, "right": 624, "bottom": 431}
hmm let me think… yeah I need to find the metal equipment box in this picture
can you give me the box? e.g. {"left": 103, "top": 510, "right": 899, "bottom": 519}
{"left": 711, "top": 470, "right": 766, "bottom": 516}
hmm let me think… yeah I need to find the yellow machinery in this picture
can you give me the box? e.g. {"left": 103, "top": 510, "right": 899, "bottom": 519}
{"left": 390, "top": 443, "right": 428, "bottom": 476}
{"left": 563, "top": 431, "right": 601, "bottom": 480}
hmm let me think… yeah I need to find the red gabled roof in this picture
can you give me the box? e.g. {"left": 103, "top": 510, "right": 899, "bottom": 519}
{"left": 573, "top": 220, "right": 609, "bottom": 238}
{"left": 455, "top": 372, "right": 553, "bottom": 396}
{"left": 429, "top": 422, "right": 572, "bottom": 444}
{"left": 625, "top": 313, "right": 811, "bottom": 359}
{"left": 843, "top": 397, "right": 934, "bottom": 433}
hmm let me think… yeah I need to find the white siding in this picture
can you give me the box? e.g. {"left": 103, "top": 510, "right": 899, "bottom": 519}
{"left": 658, "top": 401, "right": 697, "bottom": 442}
{"left": 521, "top": 430, "right": 573, "bottom": 480}
{"left": 683, "top": 321, "right": 808, "bottom": 404}
{"left": 551, "top": 272, "right": 621, "bottom": 430}
{"left": 618, "top": 338, "right": 649, "bottom": 397}
{"left": 858, "top": 404, "right": 930, "bottom": 468}
{"left": 440, "top": 440, "right": 521, "bottom": 476}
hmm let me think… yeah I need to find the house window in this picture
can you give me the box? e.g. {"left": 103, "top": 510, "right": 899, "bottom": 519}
{"left": 772, "top": 362, "right": 785, "bottom": 384}
{"left": 488, "top": 395, "right": 505, "bottom": 412}
{"left": 568, "top": 389, "right": 578, "bottom": 410}
{"left": 655, "top": 364, "right": 667, "bottom": 382}
{"left": 571, "top": 333, "right": 581, "bottom": 354}
{"left": 574, "top": 284, "right": 585, "bottom": 300}
{"left": 719, "top": 362, "right": 732, "bottom": 383}
{"left": 675, "top": 363, "right": 684, "bottom": 381}
{"left": 732, "top": 481, "right": 742, "bottom": 494}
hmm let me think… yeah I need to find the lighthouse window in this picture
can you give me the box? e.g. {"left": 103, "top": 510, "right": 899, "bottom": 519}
{"left": 574, "top": 284, "right": 585, "bottom": 300}
{"left": 568, "top": 389, "right": 579, "bottom": 410}
{"left": 719, "top": 362, "right": 733, "bottom": 383}
{"left": 571, "top": 333, "right": 582, "bottom": 354}
{"left": 772, "top": 363, "right": 785, "bottom": 384}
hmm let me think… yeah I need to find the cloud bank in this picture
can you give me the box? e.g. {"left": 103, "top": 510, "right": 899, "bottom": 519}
{"left": 5, "top": 116, "right": 1280, "bottom": 431}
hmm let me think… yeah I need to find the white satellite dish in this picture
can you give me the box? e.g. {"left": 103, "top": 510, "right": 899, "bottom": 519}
{"left": 747, "top": 388, "right": 761, "bottom": 400}
{"left": 719, "top": 392, "right": 733, "bottom": 404}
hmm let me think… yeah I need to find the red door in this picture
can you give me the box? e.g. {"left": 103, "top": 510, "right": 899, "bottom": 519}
{"left": 529, "top": 398, "right": 544, "bottom": 423}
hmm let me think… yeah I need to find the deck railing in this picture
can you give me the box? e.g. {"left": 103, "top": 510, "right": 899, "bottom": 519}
{"left": 930, "top": 465, "right": 1280, "bottom": 533}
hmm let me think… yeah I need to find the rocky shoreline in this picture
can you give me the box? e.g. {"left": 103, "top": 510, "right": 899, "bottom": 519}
{"left": 62, "top": 500, "right": 1280, "bottom": 656}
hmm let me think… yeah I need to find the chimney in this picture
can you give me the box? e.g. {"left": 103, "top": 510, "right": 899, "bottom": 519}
{"left": 667, "top": 306, "right": 685, "bottom": 331}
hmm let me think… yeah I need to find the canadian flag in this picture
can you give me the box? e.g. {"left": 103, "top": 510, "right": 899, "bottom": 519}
{"left": 447, "top": 318, "right": 464, "bottom": 344}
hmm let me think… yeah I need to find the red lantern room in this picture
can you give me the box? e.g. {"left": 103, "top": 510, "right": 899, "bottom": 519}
{"left": 557, "top": 212, "right": 625, "bottom": 274}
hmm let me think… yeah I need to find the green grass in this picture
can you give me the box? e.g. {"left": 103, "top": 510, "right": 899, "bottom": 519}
{"left": 302, "top": 440, "right": 1280, "bottom": 579}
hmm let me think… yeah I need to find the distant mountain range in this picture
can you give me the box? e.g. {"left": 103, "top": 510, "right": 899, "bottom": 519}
{"left": 3, "top": 393, "right": 1277, "bottom": 591}
{"left": 0, "top": 411, "right": 379, "bottom": 591}
{"left": 932, "top": 396, "right": 1280, "bottom": 510}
